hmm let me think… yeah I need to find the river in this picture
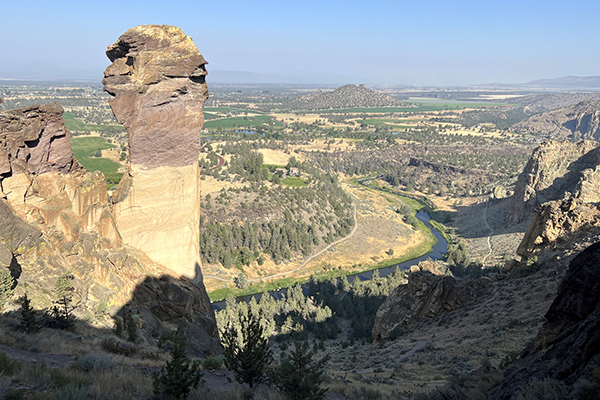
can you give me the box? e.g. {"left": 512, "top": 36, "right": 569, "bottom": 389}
{"left": 211, "top": 210, "right": 447, "bottom": 311}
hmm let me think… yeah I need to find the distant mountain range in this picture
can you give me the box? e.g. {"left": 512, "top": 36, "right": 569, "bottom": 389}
{"left": 525, "top": 76, "right": 600, "bottom": 88}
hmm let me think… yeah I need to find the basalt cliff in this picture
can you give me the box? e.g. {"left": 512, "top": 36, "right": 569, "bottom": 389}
{"left": 514, "top": 100, "right": 600, "bottom": 140}
{"left": 0, "top": 25, "right": 220, "bottom": 354}
{"left": 506, "top": 140, "right": 600, "bottom": 225}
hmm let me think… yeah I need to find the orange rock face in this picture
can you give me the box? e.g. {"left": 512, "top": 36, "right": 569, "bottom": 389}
{"left": 104, "top": 25, "right": 208, "bottom": 279}
{"left": 103, "top": 25, "right": 208, "bottom": 169}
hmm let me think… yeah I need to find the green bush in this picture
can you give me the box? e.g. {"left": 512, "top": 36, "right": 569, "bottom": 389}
{"left": 271, "top": 341, "right": 330, "bottom": 400}
{"left": 515, "top": 377, "right": 565, "bottom": 400}
{"left": 0, "top": 352, "right": 21, "bottom": 375}
{"left": 74, "top": 353, "right": 115, "bottom": 373}
{"left": 202, "top": 357, "right": 223, "bottom": 370}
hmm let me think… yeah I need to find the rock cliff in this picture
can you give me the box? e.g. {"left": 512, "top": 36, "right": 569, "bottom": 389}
{"left": 516, "top": 198, "right": 600, "bottom": 260}
{"left": 0, "top": 103, "right": 78, "bottom": 180}
{"left": 514, "top": 100, "right": 600, "bottom": 140}
{"left": 103, "top": 25, "right": 208, "bottom": 279}
{"left": 506, "top": 140, "right": 600, "bottom": 224}
{"left": 372, "top": 262, "right": 492, "bottom": 341}
{"left": 494, "top": 241, "right": 600, "bottom": 399}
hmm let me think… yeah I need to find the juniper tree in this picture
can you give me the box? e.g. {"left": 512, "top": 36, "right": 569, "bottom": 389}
{"left": 271, "top": 340, "right": 330, "bottom": 400}
{"left": 52, "top": 270, "right": 75, "bottom": 328}
{"left": 221, "top": 312, "right": 272, "bottom": 388}
{"left": 18, "top": 294, "right": 40, "bottom": 333}
{"left": 153, "top": 328, "right": 202, "bottom": 399}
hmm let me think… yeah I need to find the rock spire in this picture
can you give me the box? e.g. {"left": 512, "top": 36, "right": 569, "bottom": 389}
{"left": 103, "top": 25, "right": 208, "bottom": 279}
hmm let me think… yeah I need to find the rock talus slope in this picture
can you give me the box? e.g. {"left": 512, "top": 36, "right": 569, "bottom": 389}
{"left": 103, "top": 25, "right": 208, "bottom": 279}
{"left": 494, "top": 241, "right": 600, "bottom": 399}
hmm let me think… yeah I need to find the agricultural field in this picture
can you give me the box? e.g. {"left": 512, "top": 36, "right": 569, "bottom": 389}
{"left": 63, "top": 112, "right": 124, "bottom": 133}
{"left": 70, "top": 136, "right": 123, "bottom": 187}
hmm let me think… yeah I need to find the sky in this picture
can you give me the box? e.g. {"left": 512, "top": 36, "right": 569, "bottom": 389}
{"left": 1, "top": 0, "right": 599, "bottom": 86}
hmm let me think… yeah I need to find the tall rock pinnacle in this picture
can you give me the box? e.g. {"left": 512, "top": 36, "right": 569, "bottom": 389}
{"left": 103, "top": 25, "right": 208, "bottom": 279}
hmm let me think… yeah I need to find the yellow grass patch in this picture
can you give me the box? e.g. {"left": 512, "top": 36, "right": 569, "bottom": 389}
{"left": 257, "top": 148, "right": 292, "bottom": 165}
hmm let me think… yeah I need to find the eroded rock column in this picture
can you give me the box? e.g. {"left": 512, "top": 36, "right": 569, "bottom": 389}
{"left": 103, "top": 25, "right": 208, "bottom": 279}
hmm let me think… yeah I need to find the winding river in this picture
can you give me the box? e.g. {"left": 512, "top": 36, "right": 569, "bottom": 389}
{"left": 211, "top": 210, "right": 447, "bottom": 311}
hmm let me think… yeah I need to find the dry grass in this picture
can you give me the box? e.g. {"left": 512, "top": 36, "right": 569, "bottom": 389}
{"left": 257, "top": 148, "right": 292, "bottom": 165}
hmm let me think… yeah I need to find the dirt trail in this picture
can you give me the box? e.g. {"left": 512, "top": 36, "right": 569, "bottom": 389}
{"left": 204, "top": 204, "right": 358, "bottom": 284}
{"left": 0, "top": 344, "right": 74, "bottom": 369}
{"left": 482, "top": 199, "right": 494, "bottom": 265}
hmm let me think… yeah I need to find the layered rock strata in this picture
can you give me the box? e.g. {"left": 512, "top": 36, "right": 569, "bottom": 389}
{"left": 0, "top": 101, "right": 221, "bottom": 354}
{"left": 0, "top": 103, "right": 78, "bottom": 179}
{"left": 103, "top": 25, "right": 208, "bottom": 279}
{"left": 506, "top": 140, "right": 600, "bottom": 224}
{"left": 372, "top": 262, "right": 492, "bottom": 341}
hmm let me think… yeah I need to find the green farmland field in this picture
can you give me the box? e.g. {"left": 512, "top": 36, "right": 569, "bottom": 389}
{"left": 63, "top": 112, "right": 125, "bottom": 133}
{"left": 203, "top": 115, "right": 283, "bottom": 129}
{"left": 70, "top": 137, "right": 122, "bottom": 180}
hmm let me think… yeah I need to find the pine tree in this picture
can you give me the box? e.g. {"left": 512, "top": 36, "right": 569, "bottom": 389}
{"left": 18, "top": 294, "right": 40, "bottom": 333}
{"left": 272, "top": 340, "right": 330, "bottom": 400}
{"left": 153, "top": 328, "right": 203, "bottom": 399}
{"left": 221, "top": 312, "right": 272, "bottom": 388}
{"left": 53, "top": 270, "right": 75, "bottom": 328}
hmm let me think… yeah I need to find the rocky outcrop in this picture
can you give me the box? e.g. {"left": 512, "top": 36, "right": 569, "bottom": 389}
{"left": 0, "top": 103, "right": 78, "bottom": 179}
{"left": 516, "top": 198, "right": 600, "bottom": 259}
{"left": 0, "top": 198, "right": 221, "bottom": 354}
{"left": 494, "top": 241, "right": 600, "bottom": 399}
{"left": 289, "top": 84, "right": 412, "bottom": 110}
{"left": 103, "top": 25, "right": 208, "bottom": 279}
{"left": 372, "top": 262, "right": 492, "bottom": 341}
{"left": 506, "top": 140, "right": 600, "bottom": 224}
{"left": 514, "top": 100, "right": 600, "bottom": 140}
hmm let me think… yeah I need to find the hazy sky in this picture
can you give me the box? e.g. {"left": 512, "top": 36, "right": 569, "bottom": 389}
{"left": 2, "top": 0, "right": 599, "bottom": 85}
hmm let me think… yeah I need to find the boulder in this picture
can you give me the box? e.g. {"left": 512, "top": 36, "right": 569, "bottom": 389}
{"left": 372, "top": 261, "right": 492, "bottom": 341}
{"left": 516, "top": 198, "right": 600, "bottom": 259}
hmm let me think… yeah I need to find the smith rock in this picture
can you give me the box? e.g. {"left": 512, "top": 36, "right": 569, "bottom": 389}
{"left": 103, "top": 25, "right": 208, "bottom": 279}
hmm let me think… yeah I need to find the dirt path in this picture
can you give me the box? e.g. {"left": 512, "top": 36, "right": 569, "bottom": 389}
{"left": 0, "top": 344, "right": 74, "bottom": 369}
{"left": 482, "top": 198, "right": 494, "bottom": 265}
{"left": 204, "top": 203, "right": 358, "bottom": 284}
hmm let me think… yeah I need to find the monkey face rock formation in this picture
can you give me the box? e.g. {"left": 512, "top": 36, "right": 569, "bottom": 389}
{"left": 103, "top": 25, "right": 208, "bottom": 279}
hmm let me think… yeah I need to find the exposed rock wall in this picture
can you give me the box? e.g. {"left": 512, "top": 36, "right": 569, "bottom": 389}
{"left": 372, "top": 262, "right": 492, "bottom": 341}
{"left": 516, "top": 198, "right": 600, "bottom": 259}
{"left": 506, "top": 140, "right": 600, "bottom": 224}
{"left": 103, "top": 25, "right": 208, "bottom": 279}
{"left": 0, "top": 103, "right": 78, "bottom": 179}
{"left": 494, "top": 241, "right": 600, "bottom": 399}
{"left": 514, "top": 100, "right": 600, "bottom": 140}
